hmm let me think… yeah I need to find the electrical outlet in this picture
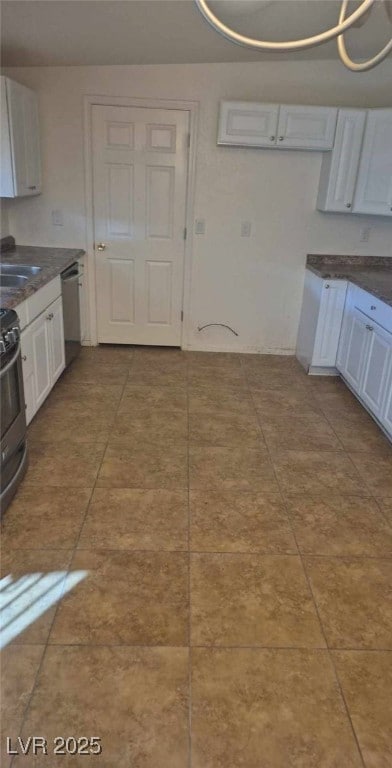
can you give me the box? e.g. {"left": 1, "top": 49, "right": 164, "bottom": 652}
{"left": 359, "top": 226, "right": 371, "bottom": 243}
{"left": 51, "top": 209, "right": 64, "bottom": 227}
{"left": 195, "top": 219, "right": 205, "bottom": 235}
{"left": 241, "top": 221, "right": 252, "bottom": 237}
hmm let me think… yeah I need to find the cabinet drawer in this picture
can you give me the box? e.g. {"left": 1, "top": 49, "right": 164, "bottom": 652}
{"left": 26, "top": 276, "right": 61, "bottom": 325}
{"left": 350, "top": 284, "right": 392, "bottom": 334}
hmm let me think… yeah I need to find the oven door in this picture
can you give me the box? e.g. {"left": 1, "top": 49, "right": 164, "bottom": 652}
{"left": 1, "top": 340, "right": 26, "bottom": 474}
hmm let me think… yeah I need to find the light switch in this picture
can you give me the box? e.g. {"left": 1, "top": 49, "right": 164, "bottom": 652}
{"left": 241, "top": 221, "right": 252, "bottom": 237}
{"left": 195, "top": 219, "right": 205, "bottom": 235}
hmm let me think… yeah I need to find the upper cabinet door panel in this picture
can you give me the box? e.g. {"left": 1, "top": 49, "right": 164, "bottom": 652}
{"left": 277, "top": 105, "right": 337, "bottom": 150}
{"left": 217, "top": 101, "right": 279, "bottom": 147}
{"left": 353, "top": 109, "right": 392, "bottom": 216}
{"left": 317, "top": 109, "right": 366, "bottom": 212}
{"left": 1, "top": 77, "right": 41, "bottom": 198}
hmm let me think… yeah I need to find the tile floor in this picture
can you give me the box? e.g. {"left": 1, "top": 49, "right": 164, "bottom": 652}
{"left": 1, "top": 346, "right": 392, "bottom": 767}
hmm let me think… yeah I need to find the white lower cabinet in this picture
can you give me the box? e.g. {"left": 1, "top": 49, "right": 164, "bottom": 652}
{"left": 337, "top": 287, "right": 392, "bottom": 439}
{"left": 21, "top": 294, "right": 65, "bottom": 424}
{"left": 296, "top": 270, "right": 347, "bottom": 373}
{"left": 361, "top": 323, "right": 391, "bottom": 419}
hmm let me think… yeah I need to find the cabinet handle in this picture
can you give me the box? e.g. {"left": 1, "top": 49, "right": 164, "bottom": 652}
{"left": 365, "top": 324, "right": 374, "bottom": 331}
{"left": 22, "top": 355, "right": 27, "bottom": 361}
{"left": 370, "top": 305, "right": 376, "bottom": 310}
{"left": 325, "top": 284, "right": 330, "bottom": 289}
{"left": 269, "top": 136, "right": 275, "bottom": 142}
{"left": 97, "top": 242, "right": 106, "bottom": 251}
{"left": 28, "top": 185, "right": 37, "bottom": 190}
{"left": 46, "top": 312, "right": 54, "bottom": 321}
{"left": 345, "top": 203, "right": 351, "bottom": 208}
{"left": 278, "top": 136, "right": 284, "bottom": 141}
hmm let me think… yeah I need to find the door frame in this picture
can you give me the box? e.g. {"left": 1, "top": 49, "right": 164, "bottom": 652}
{"left": 83, "top": 94, "right": 199, "bottom": 347}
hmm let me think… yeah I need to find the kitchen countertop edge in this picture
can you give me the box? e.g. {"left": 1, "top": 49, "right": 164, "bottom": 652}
{"left": 306, "top": 254, "right": 392, "bottom": 308}
{"left": 0, "top": 246, "right": 85, "bottom": 310}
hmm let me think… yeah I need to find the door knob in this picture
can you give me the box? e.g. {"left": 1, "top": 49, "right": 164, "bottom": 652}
{"left": 97, "top": 243, "right": 106, "bottom": 251}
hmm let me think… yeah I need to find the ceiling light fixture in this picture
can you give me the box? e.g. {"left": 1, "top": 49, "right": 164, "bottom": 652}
{"left": 194, "top": 0, "right": 392, "bottom": 71}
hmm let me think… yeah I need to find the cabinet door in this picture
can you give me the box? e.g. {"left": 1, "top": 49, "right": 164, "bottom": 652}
{"left": 217, "top": 101, "right": 279, "bottom": 147}
{"left": 30, "top": 312, "right": 52, "bottom": 410}
{"left": 380, "top": 363, "right": 392, "bottom": 437}
{"left": 20, "top": 325, "right": 37, "bottom": 425}
{"left": 48, "top": 296, "right": 65, "bottom": 384}
{"left": 352, "top": 109, "right": 392, "bottom": 216}
{"left": 337, "top": 307, "right": 369, "bottom": 392}
{"left": 312, "top": 281, "right": 347, "bottom": 367}
{"left": 277, "top": 105, "right": 337, "bottom": 150}
{"left": 6, "top": 77, "right": 41, "bottom": 197}
{"left": 317, "top": 109, "right": 366, "bottom": 212}
{"left": 0, "top": 76, "right": 15, "bottom": 196}
{"left": 360, "top": 323, "right": 392, "bottom": 418}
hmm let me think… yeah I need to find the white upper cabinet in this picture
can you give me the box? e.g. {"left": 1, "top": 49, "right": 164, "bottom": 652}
{"left": 217, "top": 101, "right": 337, "bottom": 150}
{"left": 317, "top": 109, "right": 366, "bottom": 212}
{"left": 0, "top": 76, "right": 41, "bottom": 198}
{"left": 352, "top": 109, "right": 392, "bottom": 217}
{"left": 276, "top": 105, "right": 337, "bottom": 150}
{"left": 217, "top": 101, "right": 279, "bottom": 147}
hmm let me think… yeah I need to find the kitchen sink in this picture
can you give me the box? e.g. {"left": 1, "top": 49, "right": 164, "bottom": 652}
{"left": 1, "top": 264, "right": 42, "bottom": 276}
{"left": 0, "top": 274, "right": 29, "bottom": 287}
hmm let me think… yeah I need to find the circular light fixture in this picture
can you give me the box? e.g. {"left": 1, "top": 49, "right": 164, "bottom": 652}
{"left": 194, "top": 0, "right": 392, "bottom": 70}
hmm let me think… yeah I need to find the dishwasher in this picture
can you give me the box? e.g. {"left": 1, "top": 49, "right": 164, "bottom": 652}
{"left": 61, "top": 261, "right": 82, "bottom": 367}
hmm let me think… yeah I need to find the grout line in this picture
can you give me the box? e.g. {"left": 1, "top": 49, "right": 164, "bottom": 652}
{"left": 7, "top": 641, "right": 392, "bottom": 651}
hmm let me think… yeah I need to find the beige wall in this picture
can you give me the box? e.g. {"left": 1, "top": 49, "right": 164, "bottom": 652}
{"left": 4, "top": 61, "right": 392, "bottom": 352}
{"left": 0, "top": 200, "right": 10, "bottom": 238}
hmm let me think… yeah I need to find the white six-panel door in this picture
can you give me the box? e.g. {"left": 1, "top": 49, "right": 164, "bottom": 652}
{"left": 92, "top": 105, "right": 189, "bottom": 345}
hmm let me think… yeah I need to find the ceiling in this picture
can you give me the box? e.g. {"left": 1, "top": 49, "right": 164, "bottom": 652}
{"left": 1, "top": 0, "right": 392, "bottom": 67}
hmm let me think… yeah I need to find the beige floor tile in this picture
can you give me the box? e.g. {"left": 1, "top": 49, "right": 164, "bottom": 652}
{"left": 189, "top": 410, "right": 262, "bottom": 447}
{"left": 119, "top": 385, "right": 187, "bottom": 413}
{"left": 25, "top": 442, "right": 105, "bottom": 487}
{"left": 189, "top": 445, "right": 279, "bottom": 492}
{"left": 133, "top": 346, "right": 186, "bottom": 362}
{"left": 241, "top": 354, "right": 302, "bottom": 372}
{"left": 188, "top": 368, "right": 245, "bottom": 387}
{"left": 349, "top": 452, "right": 392, "bottom": 497}
{"left": 333, "top": 650, "right": 392, "bottom": 768}
{"left": 28, "top": 407, "right": 114, "bottom": 444}
{"left": 305, "top": 557, "right": 392, "bottom": 649}
{"left": 110, "top": 411, "right": 188, "bottom": 445}
{"left": 187, "top": 351, "right": 242, "bottom": 366}
{"left": 0, "top": 550, "right": 72, "bottom": 645}
{"left": 1, "top": 487, "right": 92, "bottom": 550}
{"left": 325, "top": 411, "right": 391, "bottom": 453}
{"left": 79, "top": 345, "right": 135, "bottom": 362}
{"left": 62, "top": 360, "right": 130, "bottom": 385}
{"left": 14, "top": 646, "right": 188, "bottom": 768}
{"left": 272, "top": 450, "right": 366, "bottom": 495}
{"left": 188, "top": 390, "right": 253, "bottom": 414}
{"left": 46, "top": 381, "right": 124, "bottom": 404}
{"left": 190, "top": 490, "right": 296, "bottom": 554}
{"left": 262, "top": 420, "right": 343, "bottom": 452}
{"left": 97, "top": 442, "right": 188, "bottom": 489}
{"left": 376, "top": 498, "right": 392, "bottom": 525}
{"left": 128, "top": 369, "right": 188, "bottom": 387}
{"left": 191, "top": 648, "right": 362, "bottom": 768}
{"left": 49, "top": 550, "right": 189, "bottom": 645}
{"left": 246, "top": 370, "right": 308, "bottom": 390}
{"left": 191, "top": 553, "right": 324, "bottom": 647}
{"left": 286, "top": 493, "right": 392, "bottom": 557}
{"left": 78, "top": 488, "right": 188, "bottom": 550}
{"left": 0, "top": 644, "right": 45, "bottom": 768}
{"left": 252, "top": 388, "right": 323, "bottom": 417}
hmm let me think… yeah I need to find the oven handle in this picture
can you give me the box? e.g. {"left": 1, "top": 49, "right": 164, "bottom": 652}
{"left": 0, "top": 339, "right": 21, "bottom": 378}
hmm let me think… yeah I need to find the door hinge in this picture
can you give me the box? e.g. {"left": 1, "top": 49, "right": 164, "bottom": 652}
{"left": 187, "top": 133, "right": 191, "bottom": 148}
{"left": 181, "top": 310, "right": 184, "bottom": 322}
{"left": 183, "top": 227, "right": 187, "bottom": 240}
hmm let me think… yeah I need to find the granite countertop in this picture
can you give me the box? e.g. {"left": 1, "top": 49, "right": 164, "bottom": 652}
{"left": 0, "top": 243, "right": 85, "bottom": 310}
{"left": 307, "top": 254, "right": 392, "bottom": 308}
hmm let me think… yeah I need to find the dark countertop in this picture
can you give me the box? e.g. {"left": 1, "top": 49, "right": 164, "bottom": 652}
{"left": 0, "top": 245, "right": 85, "bottom": 310}
{"left": 307, "top": 254, "right": 392, "bottom": 308}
